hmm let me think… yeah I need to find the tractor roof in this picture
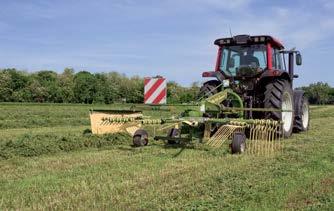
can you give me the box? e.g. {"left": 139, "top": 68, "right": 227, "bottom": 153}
{"left": 214, "top": 35, "right": 284, "bottom": 49}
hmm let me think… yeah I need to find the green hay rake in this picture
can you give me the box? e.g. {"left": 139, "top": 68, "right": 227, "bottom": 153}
{"left": 90, "top": 89, "right": 284, "bottom": 154}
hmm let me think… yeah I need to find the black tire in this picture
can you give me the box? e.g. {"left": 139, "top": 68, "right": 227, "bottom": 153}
{"left": 231, "top": 132, "right": 246, "bottom": 154}
{"left": 264, "top": 79, "right": 294, "bottom": 138}
{"left": 167, "top": 128, "right": 180, "bottom": 144}
{"left": 293, "top": 91, "right": 309, "bottom": 132}
{"left": 199, "top": 80, "right": 220, "bottom": 98}
{"left": 133, "top": 129, "right": 148, "bottom": 147}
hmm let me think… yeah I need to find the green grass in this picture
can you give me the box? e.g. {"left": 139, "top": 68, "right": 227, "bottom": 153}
{"left": 0, "top": 103, "right": 333, "bottom": 210}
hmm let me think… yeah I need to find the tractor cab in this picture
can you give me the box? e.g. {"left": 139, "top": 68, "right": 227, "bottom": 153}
{"left": 202, "top": 35, "right": 302, "bottom": 82}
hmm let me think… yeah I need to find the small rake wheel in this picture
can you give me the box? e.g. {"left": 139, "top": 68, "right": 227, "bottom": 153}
{"left": 231, "top": 132, "right": 246, "bottom": 154}
{"left": 166, "top": 128, "right": 180, "bottom": 145}
{"left": 133, "top": 129, "right": 149, "bottom": 147}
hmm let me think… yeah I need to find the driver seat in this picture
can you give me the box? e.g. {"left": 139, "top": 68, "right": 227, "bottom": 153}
{"left": 241, "top": 55, "right": 259, "bottom": 67}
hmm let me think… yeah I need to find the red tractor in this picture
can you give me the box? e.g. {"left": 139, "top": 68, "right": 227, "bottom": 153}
{"left": 200, "top": 35, "right": 309, "bottom": 137}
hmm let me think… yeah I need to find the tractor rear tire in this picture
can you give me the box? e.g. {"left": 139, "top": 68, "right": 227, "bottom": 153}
{"left": 199, "top": 80, "right": 220, "bottom": 98}
{"left": 293, "top": 91, "right": 310, "bottom": 132}
{"left": 264, "top": 79, "right": 294, "bottom": 138}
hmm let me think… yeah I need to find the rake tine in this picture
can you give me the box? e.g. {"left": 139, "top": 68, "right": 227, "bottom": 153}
{"left": 249, "top": 124, "right": 254, "bottom": 154}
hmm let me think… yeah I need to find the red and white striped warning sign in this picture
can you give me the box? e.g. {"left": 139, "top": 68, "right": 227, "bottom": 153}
{"left": 144, "top": 77, "right": 167, "bottom": 104}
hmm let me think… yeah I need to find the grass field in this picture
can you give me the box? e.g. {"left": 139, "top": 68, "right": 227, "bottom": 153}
{"left": 0, "top": 103, "right": 333, "bottom": 210}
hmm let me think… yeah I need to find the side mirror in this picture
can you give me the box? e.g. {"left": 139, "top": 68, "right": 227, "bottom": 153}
{"left": 296, "top": 53, "right": 302, "bottom": 66}
{"left": 229, "top": 58, "right": 235, "bottom": 68}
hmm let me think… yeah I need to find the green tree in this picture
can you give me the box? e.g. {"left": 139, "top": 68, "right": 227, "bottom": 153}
{"left": 3, "top": 69, "right": 30, "bottom": 101}
{"left": 167, "top": 81, "right": 182, "bottom": 103}
{"left": 104, "top": 72, "right": 144, "bottom": 103}
{"left": 57, "top": 68, "right": 75, "bottom": 103}
{"left": 73, "top": 71, "right": 96, "bottom": 104}
{"left": 0, "top": 70, "right": 13, "bottom": 101}
{"left": 104, "top": 72, "right": 122, "bottom": 103}
{"left": 302, "top": 82, "right": 332, "bottom": 104}
{"left": 34, "top": 70, "right": 59, "bottom": 102}
{"left": 4, "top": 69, "right": 29, "bottom": 90}
{"left": 93, "top": 73, "right": 109, "bottom": 104}
{"left": 122, "top": 76, "right": 144, "bottom": 103}
{"left": 179, "top": 82, "right": 200, "bottom": 103}
{"left": 96, "top": 73, "right": 122, "bottom": 104}
{"left": 26, "top": 79, "right": 50, "bottom": 102}
{"left": 329, "top": 88, "right": 334, "bottom": 104}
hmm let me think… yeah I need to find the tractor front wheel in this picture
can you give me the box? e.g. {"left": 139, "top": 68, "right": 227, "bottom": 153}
{"left": 264, "top": 79, "right": 294, "bottom": 138}
{"left": 198, "top": 80, "right": 220, "bottom": 98}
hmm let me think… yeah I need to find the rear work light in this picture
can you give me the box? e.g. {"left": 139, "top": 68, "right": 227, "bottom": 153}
{"left": 252, "top": 36, "right": 267, "bottom": 43}
{"left": 217, "top": 38, "right": 233, "bottom": 45}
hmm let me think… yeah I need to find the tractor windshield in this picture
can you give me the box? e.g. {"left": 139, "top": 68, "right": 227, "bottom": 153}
{"left": 220, "top": 44, "right": 267, "bottom": 77}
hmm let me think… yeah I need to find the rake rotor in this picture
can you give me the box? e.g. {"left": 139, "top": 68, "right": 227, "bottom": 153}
{"left": 89, "top": 89, "right": 285, "bottom": 155}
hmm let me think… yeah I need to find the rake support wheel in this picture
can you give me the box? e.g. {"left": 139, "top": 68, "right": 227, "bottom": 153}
{"left": 167, "top": 128, "right": 180, "bottom": 145}
{"left": 231, "top": 132, "right": 246, "bottom": 154}
{"left": 133, "top": 129, "right": 149, "bottom": 147}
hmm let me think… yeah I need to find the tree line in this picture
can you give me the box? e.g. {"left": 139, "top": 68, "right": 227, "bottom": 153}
{"left": 300, "top": 82, "right": 334, "bottom": 105}
{"left": 0, "top": 68, "right": 333, "bottom": 104}
{"left": 0, "top": 68, "right": 199, "bottom": 104}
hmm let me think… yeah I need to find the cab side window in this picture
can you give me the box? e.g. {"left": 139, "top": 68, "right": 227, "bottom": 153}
{"left": 272, "top": 48, "right": 284, "bottom": 70}
{"left": 229, "top": 51, "right": 240, "bottom": 75}
{"left": 220, "top": 48, "right": 228, "bottom": 71}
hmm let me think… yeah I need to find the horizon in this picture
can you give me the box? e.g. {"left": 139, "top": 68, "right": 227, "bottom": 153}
{"left": 1, "top": 67, "right": 332, "bottom": 88}
{"left": 1, "top": 0, "right": 334, "bottom": 87}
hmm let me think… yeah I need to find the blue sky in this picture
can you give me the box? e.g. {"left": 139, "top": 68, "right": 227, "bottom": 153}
{"left": 1, "top": 0, "right": 333, "bottom": 87}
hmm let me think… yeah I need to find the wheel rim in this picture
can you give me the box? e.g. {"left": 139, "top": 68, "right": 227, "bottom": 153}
{"left": 302, "top": 102, "right": 309, "bottom": 129}
{"left": 240, "top": 143, "right": 246, "bottom": 153}
{"left": 282, "top": 92, "right": 293, "bottom": 133}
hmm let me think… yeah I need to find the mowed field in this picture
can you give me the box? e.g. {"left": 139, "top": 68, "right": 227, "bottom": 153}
{"left": 0, "top": 103, "right": 333, "bottom": 210}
